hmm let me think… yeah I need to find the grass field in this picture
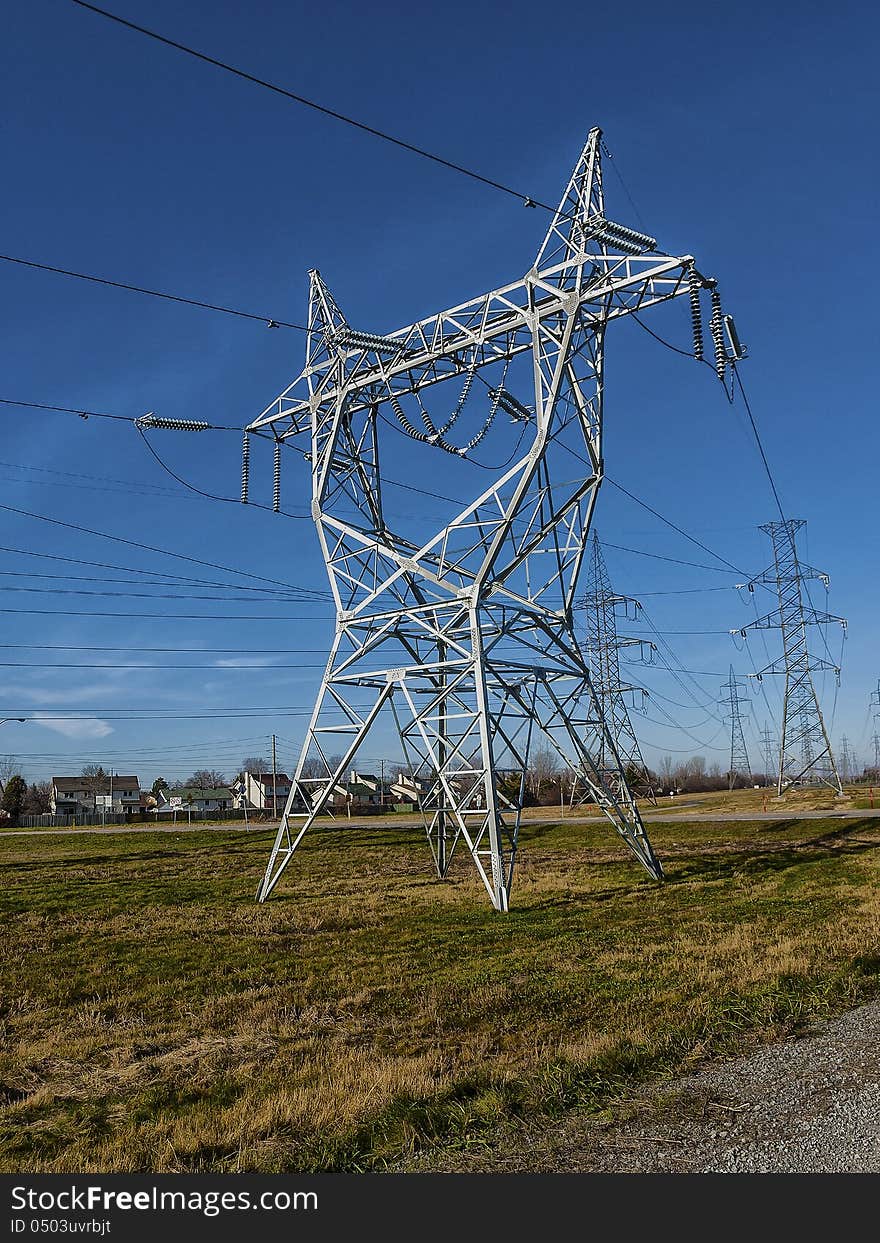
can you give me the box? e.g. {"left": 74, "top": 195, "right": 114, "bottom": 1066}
{"left": 2, "top": 815, "right": 879, "bottom": 1172}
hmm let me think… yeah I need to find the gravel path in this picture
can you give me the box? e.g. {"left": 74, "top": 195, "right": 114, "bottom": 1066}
{"left": 405, "top": 1001, "right": 880, "bottom": 1173}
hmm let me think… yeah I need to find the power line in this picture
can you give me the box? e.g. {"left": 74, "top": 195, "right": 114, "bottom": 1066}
{"left": 0, "top": 568, "right": 305, "bottom": 598}
{"left": 0, "top": 255, "right": 305, "bottom": 331}
{"left": 134, "top": 423, "right": 309, "bottom": 519}
{"left": 0, "top": 586, "right": 321, "bottom": 603}
{"left": 0, "top": 643, "right": 326, "bottom": 653}
{"left": 10, "top": 709, "right": 370, "bottom": 721}
{"left": 70, "top": 2, "right": 550, "bottom": 212}
{"left": 0, "top": 501, "right": 323, "bottom": 594}
{"left": 731, "top": 367, "right": 787, "bottom": 526}
{"left": 602, "top": 540, "right": 742, "bottom": 575}
{"left": 0, "top": 662, "right": 325, "bottom": 670}
{"left": 0, "top": 608, "right": 327, "bottom": 620}
{"left": 605, "top": 477, "right": 753, "bottom": 578}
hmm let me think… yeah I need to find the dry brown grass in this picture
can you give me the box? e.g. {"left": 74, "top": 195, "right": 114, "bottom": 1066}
{"left": 1, "top": 815, "right": 879, "bottom": 1172}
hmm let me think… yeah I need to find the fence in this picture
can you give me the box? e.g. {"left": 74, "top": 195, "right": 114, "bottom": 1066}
{"left": 12, "top": 807, "right": 253, "bottom": 829}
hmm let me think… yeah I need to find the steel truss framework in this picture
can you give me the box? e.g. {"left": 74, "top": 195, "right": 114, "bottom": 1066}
{"left": 759, "top": 721, "right": 777, "bottom": 785}
{"left": 249, "top": 127, "right": 732, "bottom": 909}
{"left": 719, "top": 665, "right": 752, "bottom": 790}
{"left": 741, "top": 520, "right": 844, "bottom": 796}
{"left": 576, "top": 533, "right": 656, "bottom": 805}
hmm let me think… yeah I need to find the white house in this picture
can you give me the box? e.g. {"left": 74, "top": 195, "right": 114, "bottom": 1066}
{"left": 51, "top": 775, "right": 140, "bottom": 815}
{"left": 234, "top": 771, "right": 292, "bottom": 811}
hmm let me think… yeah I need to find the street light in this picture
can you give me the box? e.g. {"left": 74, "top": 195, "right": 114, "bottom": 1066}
{"left": 0, "top": 719, "right": 27, "bottom": 726}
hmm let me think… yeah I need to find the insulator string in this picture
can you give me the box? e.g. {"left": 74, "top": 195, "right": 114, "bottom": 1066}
{"left": 687, "top": 264, "right": 704, "bottom": 362}
{"left": 273, "top": 439, "right": 281, "bottom": 512}
{"left": 240, "top": 431, "right": 250, "bottom": 504}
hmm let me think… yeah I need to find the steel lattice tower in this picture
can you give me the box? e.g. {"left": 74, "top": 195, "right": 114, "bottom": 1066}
{"left": 741, "top": 520, "right": 845, "bottom": 796}
{"left": 720, "top": 666, "right": 752, "bottom": 790}
{"left": 247, "top": 127, "right": 738, "bottom": 910}
{"left": 872, "top": 681, "right": 880, "bottom": 774}
{"left": 577, "top": 533, "right": 656, "bottom": 804}
{"left": 758, "top": 721, "right": 777, "bottom": 786}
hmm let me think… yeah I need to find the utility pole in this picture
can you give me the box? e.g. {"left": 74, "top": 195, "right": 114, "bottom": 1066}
{"left": 248, "top": 127, "right": 742, "bottom": 908}
{"left": 738, "top": 520, "right": 845, "bottom": 796}
{"left": 577, "top": 533, "right": 658, "bottom": 805}
{"left": 719, "top": 666, "right": 752, "bottom": 790}
{"left": 271, "top": 734, "right": 278, "bottom": 818}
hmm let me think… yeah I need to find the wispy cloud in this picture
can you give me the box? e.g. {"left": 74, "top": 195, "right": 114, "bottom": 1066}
{"left": 30, "top": 714, "right": 114, "bottom": 740}
{"left": 213, "top": 657, "right": 278, "bottom": 668}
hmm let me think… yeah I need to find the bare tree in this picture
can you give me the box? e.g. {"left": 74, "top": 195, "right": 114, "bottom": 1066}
{"left": 300, "top": 754, "right": 344, "bottom": 780}
{"left": 186, "top": 769, "right": 227, "bottom": 789}
{"left": 0, "top": 755, "right": 19, "bottom": 789}
{"left": 526, "top": 745, "right": 560, "bottom": 801}
{"left": 240, "top": 756, "right": 270, "bottom": 775}
{"left": 24, "top": 781, "right": 52, "bottom": 814}
{"left": 80, "top": 764, "right": 107, "bottom": 796}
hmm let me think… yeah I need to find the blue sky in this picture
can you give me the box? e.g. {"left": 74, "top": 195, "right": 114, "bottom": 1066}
{"left": 1, "top": 0, "right": 877, "bottom": 786}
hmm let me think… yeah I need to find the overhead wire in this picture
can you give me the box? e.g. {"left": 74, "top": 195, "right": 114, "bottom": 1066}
{"left": 0, "top": 255, "right": 305, "bottom": 332}
{"left": 69, "top": 2, "right": 554, "bottom": 212}
{"left": 0, "top": 501, "right": 325, "bottom": 595}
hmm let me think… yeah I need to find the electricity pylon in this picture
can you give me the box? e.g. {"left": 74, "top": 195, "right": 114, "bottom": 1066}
{"left": 247, "top": 126, "right": 740, "bottom": 910}
{"left": 739, "top": 520, "right": 844, "bottom": 796}
{"left": 758, "top": 721, "right": 777, "bottom": 786}
{"left": 576, "top": 533, "right": 656, "bottom": 804}
{"left": 719, "top": 666, "right": 752, "bottom": 790}
{"left": 872, "top": 681, "right": 880, "bottom": 774}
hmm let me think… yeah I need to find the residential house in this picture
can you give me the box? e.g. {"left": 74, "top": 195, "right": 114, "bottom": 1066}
{"left": 51, "top": 776, "right": 141, "bottom": 815}
{"left": 308, "top": 770, "right": 387, "bottom": 810}
{"left": 167, "top": 787, "right": 234, "bottom": 813}
{"left": 233, "top": 771, "right": 292, "bottom": 811}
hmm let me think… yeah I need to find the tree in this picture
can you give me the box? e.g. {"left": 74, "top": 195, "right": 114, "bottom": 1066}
{"left": 24, "top": 781, "right": 52, "bottom": 814}
{"left": 1, "top": 774, "right": 27, "bottom": 822}
{"left": 80, "top": 764, "right": 107, "bottom": 797}
{"left": 0, "top": 755, "right": 19, "bottom": 788}
{"left": 526, "top": 745, "right": 561, "bottom": 802}
{"left": 300, "top": 754, "right": 344, "bottom": 779}
{"left": 151, "top": 777, "right": 168, "bottom": 797}
{"left": 186, "top": 769, "right": 226, "bottom": 789}
{"left": 240, "top": 756, "right": 269, "bottom": 775}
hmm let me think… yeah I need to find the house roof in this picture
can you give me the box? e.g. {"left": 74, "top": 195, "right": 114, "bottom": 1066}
{"left": 172, "top": 787, "right": 234, "bottom": 800}
{"left": 52, "top": 776, "right": 139, "bottom": 792}
{"left": 250, "top": 772, "right": 291, "bottom": 785}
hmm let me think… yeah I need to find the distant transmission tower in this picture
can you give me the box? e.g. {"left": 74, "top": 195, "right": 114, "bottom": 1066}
{"left": 839, "top": 735, "right": 853, "bottom": 783}
{"left": 245, "top": 127, "right": 742, "bottom": 910}
{"left": 719, "top": 666, "right": 752, "bottom": 790}
{"left": 577, "top": 533, "right": 657, "bottom": 805}
{"left": 759, "top": 720, "right": 777, "bottom": 786}
{"left": 740, "top": 520, "right": 845, "bottom": 796}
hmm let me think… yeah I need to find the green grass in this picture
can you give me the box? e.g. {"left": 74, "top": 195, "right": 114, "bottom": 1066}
{"left": 1, "top": 815, "right": 879, "bottom": 1172}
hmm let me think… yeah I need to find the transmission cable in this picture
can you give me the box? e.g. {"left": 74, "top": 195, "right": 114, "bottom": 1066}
{"left": 70, "top": 2, "right": 553, "bottom": 212}
{"left": 0, "top": 501, "right": 318, "bottom": 594}
{"left": 0, "top": 254, "right": 305, "bottom": 332}
{"left": 0, "top": 546, "right": 308, "bottom": 595}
